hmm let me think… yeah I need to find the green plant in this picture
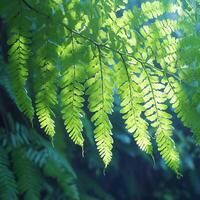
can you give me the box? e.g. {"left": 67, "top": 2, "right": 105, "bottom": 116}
{"left": 0, "top": 0, "right": 200, "bottom": 175}
{"left": 0, "top": 114, "right": 79, "bottom": 200}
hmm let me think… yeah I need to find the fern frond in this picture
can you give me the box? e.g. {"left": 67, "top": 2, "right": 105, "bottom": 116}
{"left": 5, "top": 1, "right": 34, "bottom": 120}
{"left": 12, "top": 149, "right": 42, "bottom": 200}
{"left": 60, "top": 34, "right": 85, "bottom": 146}
{"left": 86, "top": 47, "right": 114, "bottom": 167}
{"left": 141, "top": 1, "right": 165, "bottom": 19}
{"left": 139, "top": 68, "right": 180, "bottom": 173}
{"left": 174, "top": 1, "right": 200, "bottom": 144}
{"left": 0, "top": 148, "right": 18, "bottom": 200}
{"left": 139, "top": 6, "right": 179, "bottom": 74}
{"left": 156, "top": 35, "right": 179, "bottom": 74}
{"left": 115, "top": 56, "right": 152, "bottom": 154}
{"left": 35, "top": 60, "right": 57, "bottom": 137}
{"left": 163, "top": 76, "right": 200, "bottom": 144}
{"left": 33, "top": 18, "right": 59, "bottom": 137}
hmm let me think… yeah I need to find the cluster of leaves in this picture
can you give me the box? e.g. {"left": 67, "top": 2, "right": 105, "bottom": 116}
{"left": 1, "top": 78, "right": 200, "bottom": 200}
{"left": 0, "top": 0, "right": 200, "bottom": 174}
{"left": 0, "top": 114, "right": 79, "bottom": 200}
{"left": 0, "top": 83, "right": 116, "bottom": 200}
{"left": 176, "top": 0, "right": 200, "bottom": 142}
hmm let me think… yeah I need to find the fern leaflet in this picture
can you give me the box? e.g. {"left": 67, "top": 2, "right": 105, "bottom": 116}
{"left": 60, "top": 33, "right": 85, "bottom": 146}
{"left": 86, "top": 46, "right": 114, "bottom": 167}
{"left": 115, "top": 55, "right": 152, "bottom": 154}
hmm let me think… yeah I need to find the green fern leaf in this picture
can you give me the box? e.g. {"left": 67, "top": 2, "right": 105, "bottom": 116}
{"left": 35, "top": 61, "right": 57, "bottom": 137}
{"left": 115, "top": 57, "right": 152, "bottom": 154}
{"left": 60, "top": 35, "right": 85, "bottom": 146}
{"left": 139, "top": 68, "right": 180, "bottom": 173}
{"left": 33, "top": 21, "right": 58, "bottom": 137}
{"left": 163, "top": 76, "right": 200, "bottom": 144}
{"left": 86, "top": 47, "right": 114, "bottom": 167}
{"left": 6, "top": 2, "right": 34, "bottom": 120}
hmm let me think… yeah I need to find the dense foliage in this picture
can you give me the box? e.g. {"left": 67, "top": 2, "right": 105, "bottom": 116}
{"left": 1, "top": 86, "right": 200, "bottom": 200}
{"left": 0, "top": 0, "right": 200, "bottom": 199}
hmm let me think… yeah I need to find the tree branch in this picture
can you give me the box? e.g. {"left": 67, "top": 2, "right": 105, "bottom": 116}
{"left": 22, "top": 0, "right": 181, "bottom": 82}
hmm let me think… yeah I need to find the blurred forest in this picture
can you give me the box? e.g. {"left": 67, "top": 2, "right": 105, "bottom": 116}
{"left": 1, "top": 0, "right": 200, "bottom": 200}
